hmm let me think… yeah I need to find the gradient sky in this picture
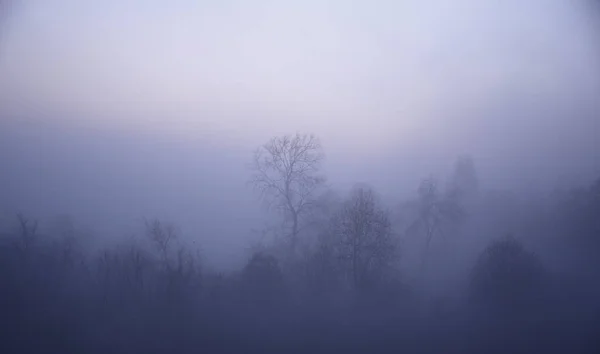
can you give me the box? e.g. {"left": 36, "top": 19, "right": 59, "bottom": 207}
{"left": 1, "top": 0, "right": 599, "bottom": 268}
{"left": 2, "top": 0, "right": 598, "bottom": 147}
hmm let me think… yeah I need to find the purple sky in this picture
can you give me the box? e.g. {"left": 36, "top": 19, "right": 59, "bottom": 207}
{"left": 0, "top": 0, "right": 599, "bottom": 268}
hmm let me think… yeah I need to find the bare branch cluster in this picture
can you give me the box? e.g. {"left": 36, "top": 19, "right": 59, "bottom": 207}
{"left": 249, "top": 133, "right": 326, "bottom": 251}
{"left": 144, "top": 218, "right": 177, "bottom": 259}
{"left": 327, "top": 186, "right": 395, "bottom": 290}
{"left": 408, "top": 178, "right": 466, "bottom": 262}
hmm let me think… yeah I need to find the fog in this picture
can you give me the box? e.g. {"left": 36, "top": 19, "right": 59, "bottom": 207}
{"left": 1, "top": 0, "right": 600, "bottom": 353}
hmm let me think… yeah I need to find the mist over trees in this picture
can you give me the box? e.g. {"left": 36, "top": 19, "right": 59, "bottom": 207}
{"left": 1, "top": 0, "right": 599, "bottom": 351}
{"left": 1, "top": 132, "right": 600, "bottom": 353}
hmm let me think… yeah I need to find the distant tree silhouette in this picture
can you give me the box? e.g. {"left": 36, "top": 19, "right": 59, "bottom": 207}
{"left": 469, "top": 234, "right": 545, "bottom": 311}
{"left": 447, "top": 155, "right": 479, "bottom": 203}
{"left": 407, "top": 178, "right": 465, "bottom": 272}
{"left": 249, "top": 133, "right": 326, "bottom": 254}
{"left": 327, "top": 185, "right": 396, "bottom": 292}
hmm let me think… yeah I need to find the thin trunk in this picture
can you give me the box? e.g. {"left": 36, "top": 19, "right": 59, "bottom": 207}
{"left": 420, "top": 220, "right": 434, "bottom": 275}
{"left": 285, "top": 177, "right": 298, "bottom": 253}
{"left": 291, "top": 210, "right": 298, "bottom": 252}
{"left": 353, "top": 233, "right": 358, "bottom": 290}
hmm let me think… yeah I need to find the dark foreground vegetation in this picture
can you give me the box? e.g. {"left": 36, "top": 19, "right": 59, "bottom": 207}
{"left": 1, "top": 134, "right": 600, "bottom": 353}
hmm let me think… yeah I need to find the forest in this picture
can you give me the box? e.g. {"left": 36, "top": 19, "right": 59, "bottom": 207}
{"left": 1, "top": 132, "right": 599, "bottom": 354}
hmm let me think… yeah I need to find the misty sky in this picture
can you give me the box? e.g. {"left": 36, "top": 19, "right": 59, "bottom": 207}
{"left": 1, "top": 0, "right": 599, "bottom": 268}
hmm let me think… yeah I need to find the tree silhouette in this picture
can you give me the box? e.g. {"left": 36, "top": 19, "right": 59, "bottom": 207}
{"left": 250, "top": 133, "right": 326, "bottom": 254}
{"left": 328, "top": 185, "right": 395, "bottom": 291}
{"left": 407, "top": 178, "right": 465, "bottom": 271}
{"left": 469, "top": 234, "right": 544, "bottom": 310}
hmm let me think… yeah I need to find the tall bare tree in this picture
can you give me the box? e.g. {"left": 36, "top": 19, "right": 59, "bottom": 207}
{"left": 250, "top": 133, "right": 325, "bottom": 253}
{"left": 328, "top": 186, "right": 395, "bottom": 291}
{"left": 407, "top": 178, "right": 464, "bottom": 272}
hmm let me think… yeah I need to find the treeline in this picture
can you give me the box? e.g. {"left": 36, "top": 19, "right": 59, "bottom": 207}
{"left": 1, "top": 133, "right": 599, "bottom": 353}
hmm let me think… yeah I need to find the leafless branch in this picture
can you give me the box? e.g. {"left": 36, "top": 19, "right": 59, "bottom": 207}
{"left": 249, "top": 133, "right": 326, "bottom": 252}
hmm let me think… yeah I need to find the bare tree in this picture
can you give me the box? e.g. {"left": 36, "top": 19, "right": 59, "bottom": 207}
{"left": 407, "top": 178, "right": 464, "bottom": 271}
{"left": 144, "top": 219, "right": 202, "bottom": 298}
{"left": 250, "top": 133, "right": 326, "bottom": 253}
{"left": 14, "top": 213, "right": 38, "bottom": 260}
{"left": 328, "top": 185, "right": 395, "bottom": 291}
{"left": 144, "top": 218, "right": 177, "bottom": 267}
